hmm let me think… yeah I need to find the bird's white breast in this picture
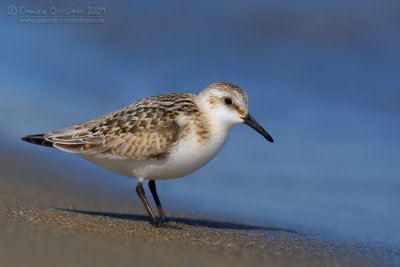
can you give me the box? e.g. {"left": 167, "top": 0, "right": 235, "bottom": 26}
{"left": 79, "top": 129, "right": 229, "bottom": 180}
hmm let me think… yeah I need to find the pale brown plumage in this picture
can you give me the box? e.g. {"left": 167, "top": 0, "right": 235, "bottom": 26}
{"left": 24, "top": 82, "right": 249, "bottom": 161}
{"left": 21, "top": 82, "right": 274, "bottom": 226}
{"left": 43, "top": 92, "right": 205, "bottom": 160}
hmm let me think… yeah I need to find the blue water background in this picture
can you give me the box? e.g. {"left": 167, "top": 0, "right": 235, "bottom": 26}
{"left": 1, "top": 0, "right": 399, "bottom": 247}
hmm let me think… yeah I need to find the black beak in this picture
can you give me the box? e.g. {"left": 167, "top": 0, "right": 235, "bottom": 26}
{"left": 242, "top": 114, "right": 274, "bottom": 143}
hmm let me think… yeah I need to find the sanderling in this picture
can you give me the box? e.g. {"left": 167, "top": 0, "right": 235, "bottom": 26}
{"left": 22, "top": 82, "right": 274, "bottom": 226}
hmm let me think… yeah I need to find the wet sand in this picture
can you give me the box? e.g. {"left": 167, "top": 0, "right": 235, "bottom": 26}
{"left": 0, "top": 149, "right": 398, "bottom": 267}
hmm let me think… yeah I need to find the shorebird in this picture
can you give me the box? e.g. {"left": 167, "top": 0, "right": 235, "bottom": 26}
{"left": 22, "top": 82, "right": 274, "bottom": 226}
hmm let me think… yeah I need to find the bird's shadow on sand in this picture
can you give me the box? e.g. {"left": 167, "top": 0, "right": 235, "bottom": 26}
{"left": 60, "top": 208, "right": 301, "bottom": 235}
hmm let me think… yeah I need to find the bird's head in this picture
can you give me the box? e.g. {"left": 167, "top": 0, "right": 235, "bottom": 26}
{"left": 196, "top": 82, "right": 274, "bottom": 142}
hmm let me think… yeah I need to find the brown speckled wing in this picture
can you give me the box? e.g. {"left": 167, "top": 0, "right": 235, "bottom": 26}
{"left": 44, "top": 93, "right": 197, "bottom": 160}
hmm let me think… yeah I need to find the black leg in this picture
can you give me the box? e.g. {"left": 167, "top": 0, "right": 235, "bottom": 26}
{"left": 148, "top": 180, "right": 167, "bottom": 225}
{"left": 136, "top": 181, "right": 158, "bottom": 225}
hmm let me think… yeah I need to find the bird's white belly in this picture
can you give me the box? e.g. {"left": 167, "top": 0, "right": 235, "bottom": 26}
{"left": 79, "top": 132, "right": 229, "bottom": 180}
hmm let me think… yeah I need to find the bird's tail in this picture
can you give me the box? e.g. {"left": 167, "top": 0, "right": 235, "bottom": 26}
{"left": 21, "top": 134, "right": 53, "bottom": 148}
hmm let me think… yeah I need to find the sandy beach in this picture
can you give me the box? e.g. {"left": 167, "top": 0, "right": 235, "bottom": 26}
{"left": 0, "top": 149, "right": 398, "bottom": 267}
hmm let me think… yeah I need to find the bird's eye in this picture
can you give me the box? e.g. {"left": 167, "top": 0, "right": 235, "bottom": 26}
{"left": 224, "top": 98, "right": 232, "bottom": 105}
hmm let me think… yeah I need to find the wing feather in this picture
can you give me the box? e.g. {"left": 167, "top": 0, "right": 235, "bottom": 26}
{"left": 44, "top": 93, "right": 196, "bottom": 160}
